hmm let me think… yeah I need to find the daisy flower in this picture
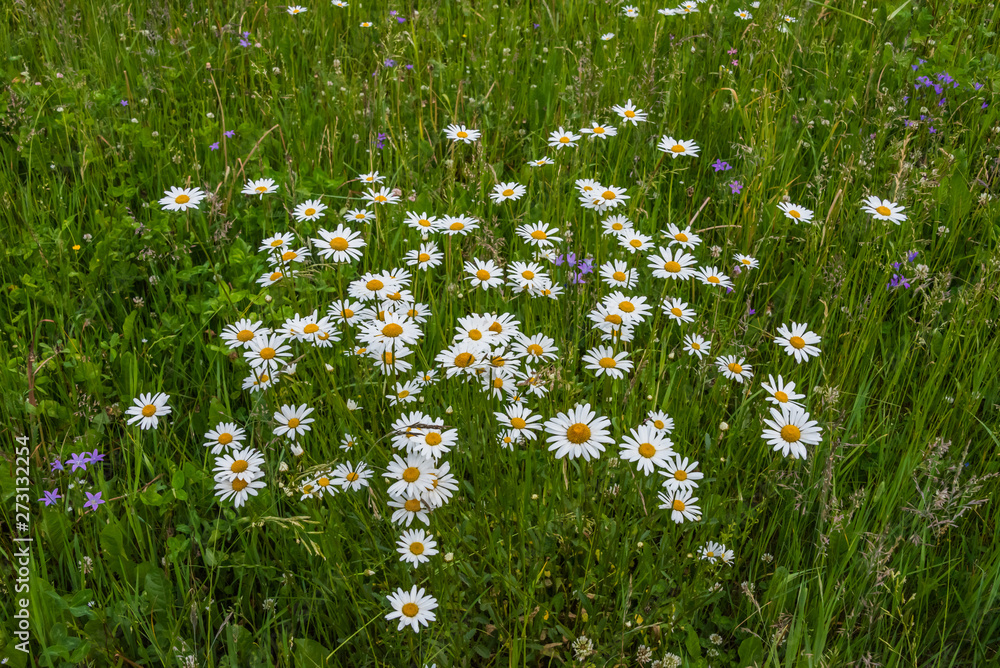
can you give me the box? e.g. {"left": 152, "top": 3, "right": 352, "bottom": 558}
{"left": 579, "top": 185, "right": 629, "bottom": 211}
{"left": 777, "top": 202, "right": 813, "bottom": 223}
{"left": 580, "top": 121, "right": 617, "bottom": 139}
{"left": 657, "top": 136, "right": 700, "bottom": 158}
{"left": 270, "top": 246, "right": 309, "bottom": 265}
{"left": 273, "top": 404, "right": 315, "bottom": 440}
{"left": 662, "top": 297, "right": 696, "bottom": 324}
{"left": 344, "top": 208, "right": 376, "bottom": 224}
{"left": 242, "top": 178, "right": 279, "bottom": 197}
{"left": 716, "top": 355, "right": 753, "bottom": 383}
{"left": 734, "top": 8, "right": 752, "bottom": 19}
{"left": 339, "top": 433, "right": 358, "bottom": 451}
{"left": 695, "top": 266, "right": 733, "bottom": 288}
{"left": 203, "top": 422, "right": 246, "bottom": 454}
{"left": 388, "top": 380, "right": 422, "bottom": 406}
{"left": 649, "top": 247, "right": 698, "bottom": 280}
{"left": 257, "top": 269, "right": 294, "bottom": 287}
{"left": 700, "top": 541, "right": 731, "bottom": 563}
{"left": 362, "top": 311, "right": 422, "bottom": 350}
{"left": 619, "top": 425, "right": 675, "bottom": 475}
{"left": 363, "top": 186, "right": 400, "bottom": 206}
{"left": 436, "top": 341, "right": 488, "bottom": 378}
{"left": 397, "top": 529, "right": 439, "bottom": 567}
{"left": 658, "top": 488, "right": 702, "bottom": 523}
{"left": 604, "top": 292, "right": 653, "bottom": 325}
{"left": 618, "top": 230, "right": 654, "bottom": 254}
{"left": 528, "top": 156, "right": 554, "bottom": 167}
{"left": 516, "top": 222, "right": 562, "bottom": 248}
{"left": 444, "top": 124, "right": 481, "bottom": 143}
{"left": 303, "top": 473, "right": 337, "bottom": 498}
{"left": 385, "top": 586, "right": 438, "bottom": 633}
{"left": 215, "top": 476, "right": 265, "bottom": 509}
{"left": 385, "top": 453, "right": 436, "bottom": 498}
{"left": 544, "top": 403, "right": 614, "bottom": 461}
{"left": 357, "top": 170, "right": 385, "bottom": 184}
{"left": 331, "top": 461, "right": 372, "bottom": 491}
{"left": 548, "top": 127, "right": 581, "bottom": 149}
{"left": 465, "top": 258, "right": 505, "bottom": 290}
{"left": 404, "top": 242, "right": 443, "bottom": 270}
{"left": 582, "top": 345, "right": 634, "bottom": 379}
{"left": 489, "top": 182, "right": 526, "bottom": 203}
{"left": 611, "top": 99, "right": 647, "bottom": 124}
{"left": 665, "top": 223, "right": 701, "bottom": 250}
{"left": 412, "top": 425, "right": 458, "bottom": 461}
{"left": 292, "top": 199, "right": 327, "bottom": 221}
{"left": 762, "top": 405, "right": 822, "bottom": 459}
{"left": 495, "top": 404, "right": 543, "bottom": 441}
{"left": 511, "top": 333, "right": 558, "bottom": 362}
{"left": 242, "top": 371, "right": 277, "bottom": 393}
{"left": 438, "top": 214, "right": 479, "bottom": 236}
{"left": 158, "top": 186, "right": 205, "bottom": 212}
{"left": 774, "top": 322, "right": 822, "bottom": 363}
{"left": 312, "top": 225, "right": 366, "bottom": 263}
{"left": 212, "top": 447, "right": 265, "bottom": 483}
{"left": 403, "top": 211, "right": 438, "bottom": 231}
{"left": 861, "top": 195, "right": 907, "bottom": 224}
{"left": 388, "top": 493, "right": 431, "bottom": 526}
{"left": 600, "top": 32, "right": 615, "bottom": 41}
{"left": 734, "top": 253, "right": 759, "bottom": 270}
{"left": 683, "top": 334, "right": 711, "bottom": 359}
{"left": 602, "top": 214, "right": 633, "bottom": 235}
{"left": 327, "top": 299, "right": 367, "bottom": 326}
{"left": 287, "top": 5, "right": 307, "bottom": 14}
{"left": 600, "top": 260, "right": 638, "bottom": 289}
{"left": 349, "top": 273, "right": 393, "bottom": 301}
{"left": 660, "top": 455, "right": 703, "bottom": 493}
{"left": 125, "top": 392, "right": 171, "bottom": 430}
{"left": 221, "top": 319, "right": 270, "bottom": 349}
{"left": 623, "top": 5, "right": 639, "bottom": 17}
{"left": 246, "top": 334, "right": 292, "bottom": 373}
{"left": 507, "top": 261, "right": 548, "bottom": 293}
{"left": 647, "top": 410, "right": 674, "bottom": 433}
{"left": 761, "top": 374, "right": 805, "bottom": 408}
{"left": 259, "top": 232, "right": 295, "bottom": 253}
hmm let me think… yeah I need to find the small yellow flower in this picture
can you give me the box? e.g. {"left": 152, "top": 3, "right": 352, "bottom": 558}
{"left": 72, "top": 244, "right": 81, "bottom": 251}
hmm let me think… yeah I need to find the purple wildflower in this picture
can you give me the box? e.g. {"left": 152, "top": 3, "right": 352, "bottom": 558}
{"left": 51, "top": 459, "right": 64, "bottom": 471}
{"left": 210, "top": 142, "right": 220, "bottom": 151}
{"left": 83, "top": 491, "right": 106, "bottom": 512}
{"left": 578, "top": 257, "right": 594, "bottom": 274}
{"left": 397, "top": 17, "right": 405, "bottom": 23}
{"left": 405, "top": 64, "right": 413, "bottom": 70}
{"left": 712, "top": 159, "right": 731, "bottom": 172}
{"left": 907, "top": 251, "right": 919, "bottom": 262}
{"left": 385, "top": 58, "right": 396, "bottom": 67}
{"left": 87, "top": 449, "right": 106, "bottom": 464}
{"left": 748, "top": 306, "right": 756, "bottom": 316}
{"left": 39, "top": 489, "right": 62, "bottom": 506}
{"left": 67, "top": 452, "right": 90, "bottom": 472}
{"left": 120, "top": 99, "right": 128, "bottom": 106}
{"left": 727, "top": 48, "right": 737, "bottom": 54}
{"left": 224, "top": 130, "right": 235, "bottom": 138}
{"left": 729, "top": 181, "right": 743, "bottom": 195}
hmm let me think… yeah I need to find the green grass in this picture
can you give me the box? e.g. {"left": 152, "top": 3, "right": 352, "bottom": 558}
{"left": 2, "top": 0, "right": 1000, "bottom": 666}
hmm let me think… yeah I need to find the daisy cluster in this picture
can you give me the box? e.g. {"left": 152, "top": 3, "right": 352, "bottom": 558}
{"left": 144, "top": 80, "right": 913, "bottom": 634}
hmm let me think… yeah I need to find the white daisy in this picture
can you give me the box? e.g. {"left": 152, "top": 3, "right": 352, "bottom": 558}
{"left": 543, "top": 403, "right": 614, "bottom": 461}
{"left": 125, "top": 392, "right": 171, "bottom": 430}
{"left": 658, "top": 488, "right": 702, "bottom": 523}
{"left": 619, "top": 425, "right": 675, "bottom": 475}
{"left": 273, "top": 404, "right": 315, "bottom": 440}
{"left": 385, "top": 586, "right": 438, "bottom": 633}
{"left": 761, "top": 405, "right": 822, "bottom": 459}
{"left": 774, "top": 322, "right": 822, "bottom": 363}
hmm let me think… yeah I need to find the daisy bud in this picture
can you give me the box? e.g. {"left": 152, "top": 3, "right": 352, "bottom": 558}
{"left": 668, "top": 352, "right": 675, "bottom": 360}
{"left": 420, "top": 233, "right": 429, "bottom": 241}
{"left": 445, "top": 406, "right": 453, "bottom": 415}
{"left": 646, "top": 395, "right": 653, "bottom": 401}
{"left": 290, "top": 443, "right": 304, "bottom": 457}
{"left": 278, "top": 462, "right": 289, "bottom": 472}
{"left": 637, "top": 541, "right": 644, "bottom": 548}
{"left": 720, "top": 421, "right": 730, "bottom": 431}
{"left": 443, "top": 552, "right": 454, "bottom": 562}
{"left": 364, "top": 569, "right": 374, "bottom": 576}
{"left": 265, "top": 295, "right": 272, "bottom": 302}
{"left": 531, "top": 494, "right": 538, "bottom": 500}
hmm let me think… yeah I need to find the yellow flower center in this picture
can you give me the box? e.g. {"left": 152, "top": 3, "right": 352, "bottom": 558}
{"left": 502, "top": 188, "right": 514, "bottom": 197}
{"left": 269, "top": 272, "right": 283, "bottom": 281}
{"left": 454, "top": 352, "right": 475, "bottom": 367}
{"left": 355, "top": 213, "right": 367, "bottom": 220}
{"left": 605, "top": 314, "right": 623, "bottom": 325}
{"left": 531, "top": 230, "right": 547, "bottom": 240}
{"left": 374, "top": 195, "right": 387, "bottom": 202}
{"left": 674, "top": 469, "right": 688, "bottom": 481}
{"left": 653, "top": 420, "right": 665, "bottom": 429}
{"left": 612, "top": 271, "right": 627, "bottom": 282}
{"left": 402, "top": 467, "right": 421, "bottom": 483}
{"left": 789, "top": 209, "right": 801, "bottom": 218}
{"left": 230, "top": 459, "right": 248, "bottom": 473}
{"left": 468, "top": 329, "right": 482, "bottom": 340}
{"left": 707, "top": 275, "right": 720, "bottom": 284}
{"left": 675, "top": 232, "right": 689, "bottom": 242}
{"left": 346, "top": 472, "right": 359, "bottom": 482}
{"left": 672, "top": 499, "right": 686, "bottom": 511}
{"left": 259, "top": 374, "right": 270, "bottom": 382}
{"left": 401, "top": 602, "right": 420, "bottom": 617}
{"left": 522, "top": 270, "right": 535, "bottom": 280}
{"left": 638, "top": 443, "right": 656, "bottom": 458}
{"left": 255, "top": 186, "right": 267, "bottom": 193}
{"left": 510, "top": 417, "right": 527, "bottom": 429}
{"left": 404, "top": 498, "right": 422, "bottom": 512}
{"left": 341, "top": 308, "right": 354, "bottom": 319}
{"left": 259, "top": 347, "right": 276, "bottom": 360}
{"left": 236, "top": 329, "right": 255, "bottom": 342}
{"left": 232, "top": 479, "right": 248, "bottom": 491}
{"left": 304, "top": 207, "right": 316, "bottom": 216}
{"left": 175, "top": 194, "right": 190, "bottom": 204}
{"left": 141, "top": 404, "right": 156, "bottom": 417}
{"left": 876, "top": 205, "right": 891, "bottom": 216}
{"left": 366, "top": 279, "right": 384, "bottom": 291}
{"left": 566, "top": 423, "right": 592, "bottom": 444}
{"left": 418, "top": 252, "right": 430, "bottom": 262}
{"left": 781, "top": 425, "right": 801, "bottom": 442}
{"left": 630, "top": 239, "right": 643, "bottom": 248}
{"left": 489, "top": 322, "right": 503, "bottom": 333}
{"left": 527, "top": 344, "right": 543, "bottom": 356}
{"left": 218, "top": 433, "right": 233, "bottom": 445}
{"left": 671, "top": 307, "right": 683, "bottom": 317}
{"left": 426, "top": 433, "right": 442, "bottom": 446}
{"left": 594, "top": 127, "right": 605, "bottom": 134}
{"left": 270, "top": 239, "right": 284, "bottom": 247}
{"left": 691, "top": 342, "right": 701, "bottom": 350}
{"left": 602, "top": 190, "right": 617, "bottom": 200}
{"left": 475, "top": 269, "right": 491, "bottom": 281}
{"left": 559, "top": 136, "right": 570, "bottom": 143}
{"left": 619, "top": 301, "right": 635, "bottom": 313}
{"left": 671, "top": 144, "right": 686, "bottom": 153}
{"left": 492, "top": 378, "right": 504, "bottom": 389}
{"left": 287, "top": 418, "right": 300, "bottom": 429}
{"left": 789, "top": 336, "right": 806, "bottom": 349}
{"left": 775, "top": 391, "right": 789, "bottom": 403}
{"left": 599, "top": 357, "right": 617, "bottom": 369}
{"left": 303, "top": 323, "right": 319, "bottom": 334}
{"left": 397, "top": 390, "right": 409, "bottom": 398}
{"left": 450, "top": 222, "right": 464, "bottom": 231}
{"left": 409, "top": 542, "right": 425, "bottom": 555}
{"left": 728, "top": 362, "right": 743, "bottom": 374}
{"left": 707, "top": 551, "right": 715, "bottom": 557}
{"left": 330, "top": 237, "right": 349, "bottom": 251}
{"left": 382, "top": 323, "right": 404, "bottom": 337}
{"left": 625, "top": 110, "right": 636, "bottom": 118}
{"left": 612, "top": 222, "right": 624, "bottom": 230}
{"left": 491, "top": 356, "right": 505, "bottom": 367}
{"left": 457, "top": 131, "right": 468, "bottom": 139}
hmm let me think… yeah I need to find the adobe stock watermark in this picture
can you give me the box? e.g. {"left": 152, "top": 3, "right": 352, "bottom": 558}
{"left": 13, "top": 433, "right": 32, "bottom": 654}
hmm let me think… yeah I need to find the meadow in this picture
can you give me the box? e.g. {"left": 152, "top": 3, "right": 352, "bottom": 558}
{"left": 2, "top": 0, "right": 1000, "bottom": 665}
